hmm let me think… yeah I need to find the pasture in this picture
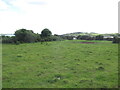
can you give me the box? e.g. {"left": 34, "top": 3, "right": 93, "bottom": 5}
{"left": 2, "top": 40, "right": 118, "bottom": 88}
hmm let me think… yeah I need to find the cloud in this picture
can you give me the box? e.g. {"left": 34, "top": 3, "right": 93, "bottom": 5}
{"left": 0, "top": 0, "right": 21, "bottom": 12}
{"left": 0, "top": 0, "right": 119, "bottom": 34}
{"left": 0, "top": 0, "right": 9, "bottom": 10}
{"left": 1, "top": 0, "right": 14, "bottom": 5}
{"left": 28, "top": 1, "right": 47, "bottom": 5}
{"left": 3, "top": 0, "right": 47, "bottom": 13}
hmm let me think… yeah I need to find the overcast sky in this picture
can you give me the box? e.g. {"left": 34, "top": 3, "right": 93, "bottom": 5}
{"left": 0, "top": 0, "right": 119, "bottom": 35}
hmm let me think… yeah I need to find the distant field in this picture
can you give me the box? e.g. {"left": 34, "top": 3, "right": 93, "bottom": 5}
{"left": 2, "top": 40, "right": 118, "bottom": 88}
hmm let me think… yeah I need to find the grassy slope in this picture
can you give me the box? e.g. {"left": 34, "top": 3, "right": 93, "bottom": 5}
{"left": 2, "top": 40, "right": 118, "bottom": 88}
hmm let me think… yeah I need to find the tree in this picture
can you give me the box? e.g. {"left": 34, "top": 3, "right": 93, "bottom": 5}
{"left": 0, "top": 36, "right": 2, "bottom": 43}
{"left": 77, "top": 35, "right": 81, "bottom": 40}
{"left": 14, "top": 29, "right": 36, "bottom": 43}
{"left": 34, "top": 33, "right": 41, "bottom": 42}
{"left": 41, "top": 28, "right": 52, "bottom": 38}
{"left": 2, "top": 36, "right": 13, "bottom": 43}
{"left": 77, "top": 35, "right": 94, "bottom": 40}
{"left": 112, "top": 36, "right": 120, "bottom": 43}
{"left": 41, "top": 28, "right": 52, "bottom": 42}
{"left": 65, "top": 36, "right": 74, "bottom": 40}
{"left": 95, "top": 35, "right": 103, "bottom": 40}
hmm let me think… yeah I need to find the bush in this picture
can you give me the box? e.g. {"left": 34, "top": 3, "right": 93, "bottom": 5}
{"left": 104, "top": 38, "right": 113, "bottom": 41}
{"left": 51, "top": 36, "right": 63, "bottom": 41}
{"left": 40, "top": 35, "right": 63, "bottom": 42}
{"left": 0, "top": 36, "right": 2, "bottom": 43}
{"left": 34, "top": 33, "right": 41, "bottom": 42}
{"left": 77, "top": 35, "right": 95, "bottom": 40}
{"left": 15, "top": 41, "right": 20, "bottom": 45}
{"left": 112, "top": 36, "right": 120, "bottom": 43}
{"left": 15, "top": 29, "right": 36, "bottom": 43}
{"left": 95, "top": 35, "right": 103, "bottom": 40}
{"left": 2, "top": 36, "right": 14, "bottom": 43}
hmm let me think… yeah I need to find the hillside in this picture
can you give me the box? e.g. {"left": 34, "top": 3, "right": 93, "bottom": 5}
{"left": 62, "top": 32, "right": 119, "bottom": 37}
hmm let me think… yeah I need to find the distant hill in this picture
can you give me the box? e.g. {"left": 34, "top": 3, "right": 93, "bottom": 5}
{"left": 62, "top": 32, "right": 98, "bottom": 36}
{"left": 62, "top": 32, "right": 119, "bottom": 37}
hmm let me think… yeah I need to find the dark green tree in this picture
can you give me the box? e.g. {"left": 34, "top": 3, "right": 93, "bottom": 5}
{"left": 14, "top": 29, "right": 36, "bottom": 43}
{"left": 95, "top": 35, "right": 103, "bottom": 40}
{"left": 41, "top": 28, "right": 52, "bottom": 42}
{"left": 113, "top": 36, "right": 120, "bottom": 43}
{"left": 65, "top": 36, "right": 74, "bottom": 40}
{"left": 77, "top": 35, "right": 81, "bottom": 40}
{"left": 41, "top": 28, "right": 52, "bottom": 38}
{"left": 77, "top": 35, "right": 94, "bottom": 40}
{"left": 34, "top": 33, "right": 41, "bottom": 42}
{"left": 2, "top": 36, "right": 13, "bottom": 43}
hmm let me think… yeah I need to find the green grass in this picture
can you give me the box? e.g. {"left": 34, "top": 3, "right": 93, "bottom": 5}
{"left": 0, "top": 43, "right": 2, "bottom": 89}
{"left": 2, "top": 40, "right": 118, "bottom": 88}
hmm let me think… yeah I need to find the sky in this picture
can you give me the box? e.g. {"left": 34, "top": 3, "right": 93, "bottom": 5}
{"left": 0, "top": 0, "right": 119, "bottom": 35}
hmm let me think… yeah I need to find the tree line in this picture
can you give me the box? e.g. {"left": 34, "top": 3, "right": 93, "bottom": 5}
{"left": 1, "top": 28, "right": 63, "bottom": 44}
{"left": 1, "top": 28, "right": 120, "bottom": 44}
{"left": 76, "top": 35, "right": 120, "bottom": 43}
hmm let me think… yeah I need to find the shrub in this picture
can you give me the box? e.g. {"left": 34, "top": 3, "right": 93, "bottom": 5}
{"left": 15, "top": 41, "right": 20, "bottom": 45}
{"left": 112, "top": 36, "right": 120, "bottom": 43}
{"left": 15, "top": 29, "right": 36, "bottom": 43}
{"left": 95, "top": 35, "right": 104, "bottom": 40}
{"left": 2, "top": 36, "right": 14, "bottom": 43}
{"left": 77, "top": 35, "right": 95, "bottom": 40}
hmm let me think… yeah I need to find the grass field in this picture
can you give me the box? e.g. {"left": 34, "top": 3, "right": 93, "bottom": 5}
{"left": 2, "top": 40, "right": 118, "bottom": 88}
